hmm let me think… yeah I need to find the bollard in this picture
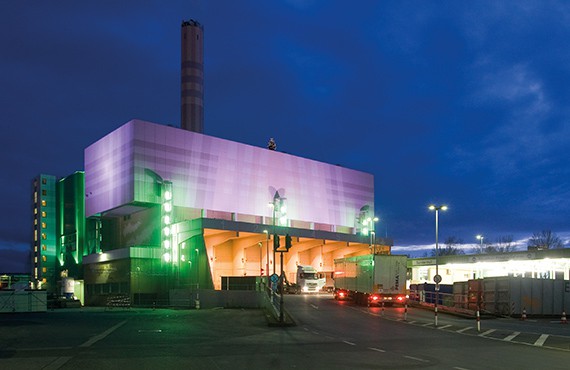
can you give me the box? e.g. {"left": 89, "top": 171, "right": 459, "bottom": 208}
{"left": 561, "top": 311, "right": 568, "bottom": 324}
{"left": 476, "top": 308, "right": 481, "bottom": 332}
{"left": 404, "top": 302, "right": 408, "bottom": 321}
{"left": 520, "top": 307, "right": 527, "bottom": 321}
{"left": 381, "top": 301, "right": 385, "bottom": 316}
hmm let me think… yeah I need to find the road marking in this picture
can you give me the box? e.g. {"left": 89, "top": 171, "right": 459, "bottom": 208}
{"left": 438, "top": 324, "right": 453, "bottom": 330}
{"left": 503, "top": 331, "right": 521, "bottom": 342}
{"left": 137, "top": 329, "right": 162, "bottom": 333}
{"left": 404, "top": 355, "right": 429, "bottom": 363}
{"left": 453, "top": 367, "right": 471, "bottom": 370}
{"left": 312, "top": 331, "right": 319, "bottom": 335}
{"left": 534, "top": 334, "right": 549, "bottom": 346}
{"left": 456, "top": 327, "right": 473, "bottom": 333}
{"left": 407, "top": 320, "right": 416, "bottom": 324}
{"left": 368, "top": 347, "right": 386, "bottom": 353}
{"left": 343, "top": 340, "right": 356, "bottom": 346}
{"left": 44, "top": 356, "right": 72, "bottom": 370}
{"left": 422, "top": 322, "right": 432, "bottom": 327}
{"left": 303, "top": 327, "right": 309, "bottom": 331}
{"left": 310, "top": 304, "right": 319, "bottom": 310}
{"left": 479, "top": 329, "right": 496, "bottom": 336}
{"left": 79, "top": 320, "right": 127, "bottom": 347}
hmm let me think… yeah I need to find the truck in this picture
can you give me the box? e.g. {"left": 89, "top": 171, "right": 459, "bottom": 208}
{"left": 296, "top": 265, "right": 326, "bottom": 293}
{"left": 333, "top": 254, "right": 408, "bottom": 306}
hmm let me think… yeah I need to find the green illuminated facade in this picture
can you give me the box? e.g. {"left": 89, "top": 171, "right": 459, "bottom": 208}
{"left": 31, "top": 172, "right": 86, "bottom": 296}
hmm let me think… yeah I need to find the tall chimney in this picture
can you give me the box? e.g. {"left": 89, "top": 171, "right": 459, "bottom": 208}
{"left": 181, "top": 19, "right": 204, "bottom": 133}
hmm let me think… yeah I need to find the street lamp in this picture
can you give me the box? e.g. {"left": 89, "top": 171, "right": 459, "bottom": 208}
{"left": 428, "top": 204, "right": 448, "bottom": 327}
{"left": 195, "top": 248, "right": 200, "bottom": 309}
{"left": 476, "top": 234, "right": 484, "bottom": 250}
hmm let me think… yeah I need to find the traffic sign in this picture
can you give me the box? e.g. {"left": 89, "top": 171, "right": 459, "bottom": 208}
{"left": 434, "top": 274, "right": 442, "bottom": 284}
{"left": 270, "top": 273, "right": 279, "bottom": 284}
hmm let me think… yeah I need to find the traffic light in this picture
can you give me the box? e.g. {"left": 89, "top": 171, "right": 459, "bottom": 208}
{"left": 285, "top": 234, "right": 292, "bottom": 251}
{"left": 273, "top": 234, "right": 280, "bottom": 251}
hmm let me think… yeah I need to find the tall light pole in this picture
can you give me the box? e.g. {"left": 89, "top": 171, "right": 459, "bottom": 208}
{"left": 476, "top": 234, "right": 484, "bottom": 251}
{"left": 428, "top": 204, "right": 447, "bottom": 327}
{"left": 263, "top": 230, "right": 269, "bottom": 287}
{"left": 363, "top": 216, "right": 379, "bottom": 253}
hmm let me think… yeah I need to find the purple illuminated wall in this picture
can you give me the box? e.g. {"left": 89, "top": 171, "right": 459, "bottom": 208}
{"left": 85, "top": 120, "right": 374, "bottom": 228}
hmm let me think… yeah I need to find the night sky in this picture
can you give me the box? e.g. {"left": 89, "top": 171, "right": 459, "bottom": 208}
{"left": 2, "top": 1, "right": 569, "bottom": 272}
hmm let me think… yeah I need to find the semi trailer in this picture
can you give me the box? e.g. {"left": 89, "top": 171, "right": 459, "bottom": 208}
{"left": 334, "top": 254, "right": 408, "bottom": 306}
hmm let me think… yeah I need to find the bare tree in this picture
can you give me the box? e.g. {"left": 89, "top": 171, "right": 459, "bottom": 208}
{"left": 493, "top": 235, "right": 518, "bottom": 253}
{"left": 527, "top": 230, "right": 563, "bottom": 250}
{"left": 431, "top": 236, "right": 465, "bottom": 256}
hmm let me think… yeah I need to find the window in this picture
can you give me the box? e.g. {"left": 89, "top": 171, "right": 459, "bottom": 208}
{"left": 42, "top": 244, "right": 47, "bottom": 251}
{"left": 42, "top": 256, "right": 47, "bottom": 262}
{"left": 34, "top": 257, "right": 38, "bottom": 263}
{"left": 42, "top": 178, "right": 47, "bottom": 185}
{"left": 41, "top": 222, "right": 46, "bottom": 229}
{"left": 34, "top": 219, "right": 37, "bottom": 225}
{"left": 34, "top": 231, "right": 37, "bottom": 242}
{"left": 34, "top": 208, "right": 37, "bottom": 215}
{"left": 42, "top": 211, "right": 46, "bottom": 217}
{"left": 41, "top": 233, "right": 46, "bottom": 240}
{"left": 42, "top": 189, "right": 46, "bottom": 196}
{"left": 42, "top": 267, "right": 47, "bottom": 273}
{"left": 34, "top": 192, "right": 37, "bottom": 202}
{"left": 41, "top": 200, "right": 46, "bottom": 207}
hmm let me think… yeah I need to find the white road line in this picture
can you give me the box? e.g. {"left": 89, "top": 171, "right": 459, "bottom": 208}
{"left": 479, "top": 329, "right": 496, "bottom": 336}
{"left": 310, "top": 304, "right": 319, "bottom": 310}
{"left": 404, "top": 355, "right": 429, "bottom": 363}
{"left": 312, "top": 331, "right": 319, "bottom": 335}
{"left": 407, "top": 320, "right": 416, "bottom": 324}
{"left": 79, "top": 320, "right": 127, "bottom": 348}
{"left": 534, "top": 334, "right": 549, "bottom": 346}
{"left": 368, "top": 347, "right": 386, "bottom": 353}
{"left": 503, "top": 331, "right": 521, "bottom": 342}
{"left": 422, "top": 323, "right": 432, "bottom": 327}
{"left": 456, "top": 327, "right": 473, "bottom": 333}
{"left": 438, "top": 324, "right": 453, "bottom": 330}
{"left": 303, "top": 327, "right": 309, "bottom": 331}
{"left": 453, "top": 367, "right": 471, "bottom": 370}
{"left": 343, "top": 340, "right": 356, "bottom": 346}
{"left": 44, "top": 356, "right": 73, "bottom": 370}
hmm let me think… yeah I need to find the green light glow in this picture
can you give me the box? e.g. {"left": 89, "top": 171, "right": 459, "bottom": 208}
{"left": 164, "top": 191, "right": 172, "bottom": 200}
{"left": 164, "top": 215, "right": 171, "bottom": 225}
{"left": 163, "top": 203, "right": 172, "bottom": 212}
{"left": 163, "top": 252, "right": 171, "bottom": 262}
{"left": 164, "top": 226, "right": 171, "bottom": 236}
{"left": 164, "top": 240, "right": 171, "bottom": 249}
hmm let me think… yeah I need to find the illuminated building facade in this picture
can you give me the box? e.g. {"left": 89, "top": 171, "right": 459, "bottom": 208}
{"left": 81, "top": 119, "right": 385, "bottom": 305}
{"left": 31, "top": 172, "right": 87, "bottom": 297}
{"left": 32, "top": 175, "right": 57, "bottom": 292}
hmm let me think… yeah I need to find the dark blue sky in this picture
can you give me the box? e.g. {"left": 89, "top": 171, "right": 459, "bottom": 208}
{"left": 2, "top": 1, "right": 569, "bottom": 271}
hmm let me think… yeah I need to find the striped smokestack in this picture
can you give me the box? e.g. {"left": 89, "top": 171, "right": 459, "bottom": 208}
{"left": 181, "top": 19, "right": 204, "bottom": 133}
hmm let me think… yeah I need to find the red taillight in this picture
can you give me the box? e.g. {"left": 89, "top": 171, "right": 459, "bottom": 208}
{"left": 339, "top": 292, "right": 345, "bottom": 298}
{"left": 397, "top": 296, "right": 404, "bottom": 301}
{"left": 371, "top": 295, "right": 379, "bottom": 301}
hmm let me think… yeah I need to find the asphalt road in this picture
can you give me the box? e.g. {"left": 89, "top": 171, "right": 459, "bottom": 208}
{"left": 0, "top": 295, "right": 569, "bottom": 369}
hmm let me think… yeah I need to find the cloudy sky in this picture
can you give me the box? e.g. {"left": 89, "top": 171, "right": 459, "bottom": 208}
{"left": 1, "top": 1, "right": 569, "bottom": 271}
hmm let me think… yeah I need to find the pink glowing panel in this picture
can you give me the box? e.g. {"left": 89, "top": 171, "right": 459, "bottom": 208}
{"left": 85, "top": 120, "right": 374, "bottom": 228}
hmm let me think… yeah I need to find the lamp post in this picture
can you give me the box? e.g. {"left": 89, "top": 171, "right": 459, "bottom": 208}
{"left": 363, "top": 216, "right": 379, "bottom": 253}
{"left": 476, "top": 234, "right": 484, "bottom": 251}
{"left": 263, "top": 230, "right": 269, "bottom": 287}
{"left": 195, "top": 248, "right": 200, "bottom": 309}
{"left": 428, "top": 204, "right": 447, "bottom": 327}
